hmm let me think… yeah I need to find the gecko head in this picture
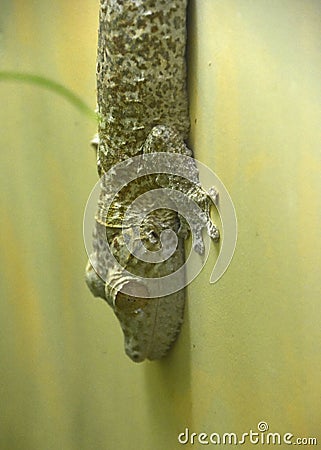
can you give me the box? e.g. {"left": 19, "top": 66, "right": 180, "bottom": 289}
{"left": 113, "top": 282, "right": 155, "bottom": 363}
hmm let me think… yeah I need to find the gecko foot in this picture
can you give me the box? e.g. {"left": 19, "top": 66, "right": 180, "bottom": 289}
{"left": 207, "top": 221, "right": 220, "bottom": 242}
{"left": 208, "top": 186, "right": 219, "bottom": 206}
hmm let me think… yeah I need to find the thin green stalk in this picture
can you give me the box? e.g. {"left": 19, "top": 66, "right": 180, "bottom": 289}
{"left": 0, "top": 71, "right": 96, "bottom": 121}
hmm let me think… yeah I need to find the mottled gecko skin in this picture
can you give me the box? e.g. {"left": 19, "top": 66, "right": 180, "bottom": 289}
{"left": 85, "top": 0, "right": 219, "bottom": 362}
{"left": 96, "top": 0, "right": 190, "bottom": 174}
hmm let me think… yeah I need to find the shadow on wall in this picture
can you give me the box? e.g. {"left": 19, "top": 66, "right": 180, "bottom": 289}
{"left": 144, "top": 299, "right": 192, "bottom": 439}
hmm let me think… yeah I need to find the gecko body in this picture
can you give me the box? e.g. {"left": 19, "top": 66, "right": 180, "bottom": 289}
{"left": 85, "top": 0, "right": 219, "bottom": 362}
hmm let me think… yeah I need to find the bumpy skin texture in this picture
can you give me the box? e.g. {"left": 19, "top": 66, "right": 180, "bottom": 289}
{"left": 85, "top": 0, "right": 219, "bottom": 362}
{"left": 96, "top": 0, "right": 190, "bottom": 174}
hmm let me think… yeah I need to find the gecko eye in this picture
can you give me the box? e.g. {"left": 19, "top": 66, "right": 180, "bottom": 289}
{"left": 115, "top": 286, "right": 149, "bottom": 313}
{"left": 115, "top": 296, "right": 139, "bottom": 312}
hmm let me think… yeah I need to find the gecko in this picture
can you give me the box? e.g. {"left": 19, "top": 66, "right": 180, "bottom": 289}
{"left": 85, "top": 0, "right": 219, "bottom": 362}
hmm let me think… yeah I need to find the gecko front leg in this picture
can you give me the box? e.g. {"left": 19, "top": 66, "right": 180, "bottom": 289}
{"left": 140, "top": 125, "right": 220, "bottom": 254}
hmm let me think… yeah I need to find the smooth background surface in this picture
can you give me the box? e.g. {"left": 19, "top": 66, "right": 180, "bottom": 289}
{"left": 1, "top": 1, "right": 320, "bottom": 449}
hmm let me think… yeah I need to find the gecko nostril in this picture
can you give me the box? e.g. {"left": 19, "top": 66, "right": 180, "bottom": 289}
{"left": 131, "top": 352, "right": 143, "bottom": 362}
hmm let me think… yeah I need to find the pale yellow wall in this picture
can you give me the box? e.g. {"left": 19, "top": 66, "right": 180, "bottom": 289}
{"left": 187, "top": 0, "right": 321, "bottom": 444}
{"left": 0, "top": 1, "right": 320, "bottom": 449}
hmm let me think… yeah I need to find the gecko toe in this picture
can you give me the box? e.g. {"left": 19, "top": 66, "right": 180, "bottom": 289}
{"left": 207, "top": 222, "right": 220, "bottom": 241}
